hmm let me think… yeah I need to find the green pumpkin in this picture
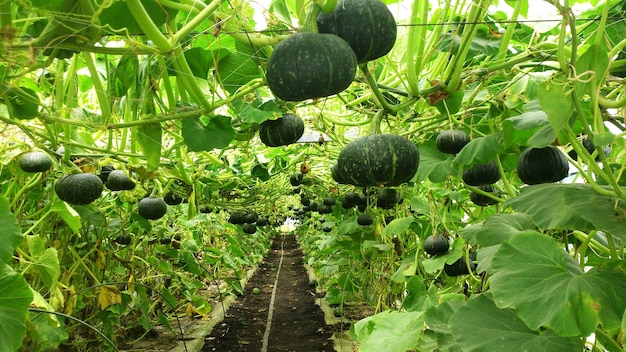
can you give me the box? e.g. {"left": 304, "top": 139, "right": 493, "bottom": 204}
{"left": 105, "top": 170, "right": 136, "bottom": 191}
{"left": 462, "top": 161, "right": 500, "bottom": 186}
{"left": 266, "top": 32, "right": 357, "bottom": 101}
{"left": 517, "top": 146, "right": 569, "bottom": 185}
{"left": 334, "top": 134, "right": 419, "bottom": 187}
{"left": 259, "top": 114, "right": 305, "bottom": 147}
{"left": 436, "top": 129, "right": 470, "bottom": 155}
{"left": 55, "top": 173, "right": 103, "bottom": 205}
{"left": 317, "top": 0, "right": 397, "bottom": 63}
{"left": 18, "top": 151, "right": 53, "bottom": 173}
{"left": 138, "top": 197, "right": 168, "bottom": 220}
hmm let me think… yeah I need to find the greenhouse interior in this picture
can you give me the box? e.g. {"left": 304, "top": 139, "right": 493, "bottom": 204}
{"left": 1, "top": 0, "right": 625, "bottom": 351}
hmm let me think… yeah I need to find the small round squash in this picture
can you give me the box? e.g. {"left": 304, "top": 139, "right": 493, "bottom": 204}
{"left": 266, "top": 32, "right": 357, "bottom": 101}
{"left": 334, "top": 134, "right": 420, "bottom": 187}
{"left": 19, "top": 151, "right": 53, "bottom": 173}
{"left": 424, "top": 235, "right": 449, "bottom": 256}
{"left": 242, "top": 223, "right": 257, "bottom": 234}
{"left": 55, "top": 173, "right": 104, "bottom": 205}
{"left": 138, "top": 197, "right": 168, "bottom": 220}
{"left": 376, "top": 188, "right": 400, "bottom": 209}
{"left": 316, "top": 0, "right": 397, "bottom": 63}
{"left": 357, "top": 213, "right": 374, "bottom": 226}
{"left": 259, "top": 114, "right": 305, "bottom": 147}
{"left": 469, "top": 184, "right": 499, "bottom": 206}
{"left": 517, "top": 146, "right": 569, "bottom": 185}
{"left": 105, "top": 170, "right": 136, "bottom": 191}
{"left": 435, "top": 129, "right": 470, "bottom": 154}
{"left": 462, "top": 161, "right": 500, "bottom": 186}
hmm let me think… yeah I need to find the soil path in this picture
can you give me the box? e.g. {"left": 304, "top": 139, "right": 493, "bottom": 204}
{"left": 201, "top": 234, "right": 335, "bottom": 352}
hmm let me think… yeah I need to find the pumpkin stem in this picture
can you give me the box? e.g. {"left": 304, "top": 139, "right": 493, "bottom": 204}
{"left": 368, "top": 110, "right": 385, "bottom": 135}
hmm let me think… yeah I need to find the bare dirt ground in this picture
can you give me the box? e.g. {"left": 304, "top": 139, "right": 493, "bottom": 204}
{"left": 201, "top": 235, "right": 335, "bottom": 352}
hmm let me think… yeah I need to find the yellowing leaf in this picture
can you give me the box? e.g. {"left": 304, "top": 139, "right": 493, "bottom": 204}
{"left": 95, "top": 249, "right": 106, "bottom": 270}
{"left": 98, "top": 285, "right": 121, "bottom": 310}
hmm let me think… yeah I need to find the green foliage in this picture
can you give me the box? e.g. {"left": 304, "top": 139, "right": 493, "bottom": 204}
{"left": 2, "top": 0, "right": 625, "bottom": 349}
{"left": 0, "top": 265, "right": 33, "bottom": 352}
{"left": 491, "top": 233, "right": 626, "bottom": 336}
{"left": 449, "top": 294, "right": 583, "bottom": 351}
{"left": 182, "top": 115, "right": 236, "bottom": 151}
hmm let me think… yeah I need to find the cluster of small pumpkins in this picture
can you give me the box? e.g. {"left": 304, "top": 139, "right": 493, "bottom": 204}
{"left": 17, "top": 151, "right": 188, "bottom": 221}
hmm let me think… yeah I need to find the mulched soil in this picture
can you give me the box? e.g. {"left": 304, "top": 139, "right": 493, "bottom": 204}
{"left": 201, "top": 234, "right": 335, "bottom": 352}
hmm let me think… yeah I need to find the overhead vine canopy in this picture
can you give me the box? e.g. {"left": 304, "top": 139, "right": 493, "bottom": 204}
{"left": 1, "top": 0, "right": 625, "bottom": 350}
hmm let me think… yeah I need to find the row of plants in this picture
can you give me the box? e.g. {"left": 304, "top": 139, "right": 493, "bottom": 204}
{"left": 1, "top": 141, "right": 280, "bottom": 350}
{"left": 1, "top": 0, "right": 625, "bottom": 350}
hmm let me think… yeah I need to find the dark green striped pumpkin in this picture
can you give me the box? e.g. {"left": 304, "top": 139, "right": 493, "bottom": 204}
{"left": 333, "top": 134, "right": 419, "bottom": 187}
{"left": 317, "top": 0, "right": 397, "bottom": 63}
{"left": 259, "top": 114, "right": 305, "bottom": 147}
{"left": 55, "top": 173, "right": 103, "bottom": 205}
{"left": 265, "top": 33, "right": 357, "bottom": 101}
{"left": 517, "top": 146, "right": 569, "bottom": 185}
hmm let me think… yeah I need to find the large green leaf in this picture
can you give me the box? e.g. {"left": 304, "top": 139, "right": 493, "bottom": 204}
{"left": 449, "top": 294, "right": 582, "bottom": 352}
{"left": 112, "top": 55, "right": 138, "bottom": 97}
{"left": 502, "top": 111, "right": 555, "bottom": 148}
{"left": 452, "top": 133, "right": 503, "bottom": 166}
{"left": 5, "top": 87, "right": 40, "bottom": 120}
{"left": 215, "top": 39, "right": 263, "bottom": 94}
{"left": 537, "top": 74, "right": 574, "bottom": 136}
{"left": 381, "top": 216, "right": 415, "bottom": 238}
{"left": 181, "top": 115, "right": 236, "bottom": 152}
{"left": 0, "top": 196, "right": 23, "bottom": 264}
{"left": 351, "top": 310, "right": 424, "bottom": 352}
{"left": 574, "top": 43, "right": 609, "bottom": 96}
{"left": 0, "top": 264, "right": 34, "bottom": 352}
{"left": 34, "top": 248, "right": 60, "bottom": 290}
{"left": 460, "top": 213, "right": 535, "bottom": 247}
{"left": 99, "top": 0, "right": 178, "bottom": 34}
{"left": 506, "top": 184, "right": 626, "bottom": 241}
{"left": 490, "top": 232, "right": 626, "bottom": 336}
{"left": 423, "top": 300, "right": 464, "bottom": 351}
{"left": 415, "top": 138, "right": 459, "bottom": 183}
{"left": 136, "top": 123, "right": 162, "bottom": 170}
{"left": 50, "top": 199, "right": 81, "bottom": 234}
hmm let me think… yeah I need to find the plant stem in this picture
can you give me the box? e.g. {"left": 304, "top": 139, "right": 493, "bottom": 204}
{"left": 172, "top": 0, "right": 221, "bottom": 46}
{"left": 496, "top": 0, "right": 523, "bottom": 61}
{"left": 405, "top": 0, "right": 427, "bottom": 96}
{"left": 359, "top": 64, "right": 393, "bottom": 112}
{"left": 126, "top": 0, "right": 172, "bottom": 52}
{"left": 82, "top": 52, "right": 111, "bottom": 124}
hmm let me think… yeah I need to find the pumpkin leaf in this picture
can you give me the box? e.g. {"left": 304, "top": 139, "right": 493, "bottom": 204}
{"left": 99, "top": 0, "right": 177, "bottom": 34}
{"left": 0, "top": 265, "right": 33, "bottom": 352}
{"left": 537, "top": 74, "right": 574, "bottom": 136}
{"left": 5, "top": 87, "right": 40, "bottom": 120}
{"left": 449, "top": 293, "right": 582, "bottom": 351}
{"left": 34, "top": 248, "right": 60, "bottom": 290}
{"left": 506, "top": 184, "right": 626, "bottom": 241}
{"left": 453, "top": 133, "right": 503, "bottom": 166}
{"left": 490, "top": 232, "right": 626, "bottom": 336}
{"left": 0, "top": 196, "right": 23, "bottom": 264}
{"left": 381, "top": 216, "right": 415, "bottom": 238}
{"left": 502, "top": 110, "right": 555, "bottom": 148}
{"left": 50, "top": 199, "right": 82, "bottom": 234}
{"left": 352, "top": 310, "right": 424, "bottom": 352}
{"left": 181, "top": 115, "right": 236, "bottom": 152}
{"left": 460, "top": 213, "right": 535, "bottom": 247}
{"left": 215, "top": 38, "right": 263, "bottom": 94}
{"left": 415, "top": 138, "right": 459, "bottom": 183}
{"left": 136, "top": 123, "right": 162, "bottom": 170}
{"left": 112, "top": 55, "right": 138, "bottom": 97}
{"left": 574, "top": 43, "right": 609, "bottom": 96}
